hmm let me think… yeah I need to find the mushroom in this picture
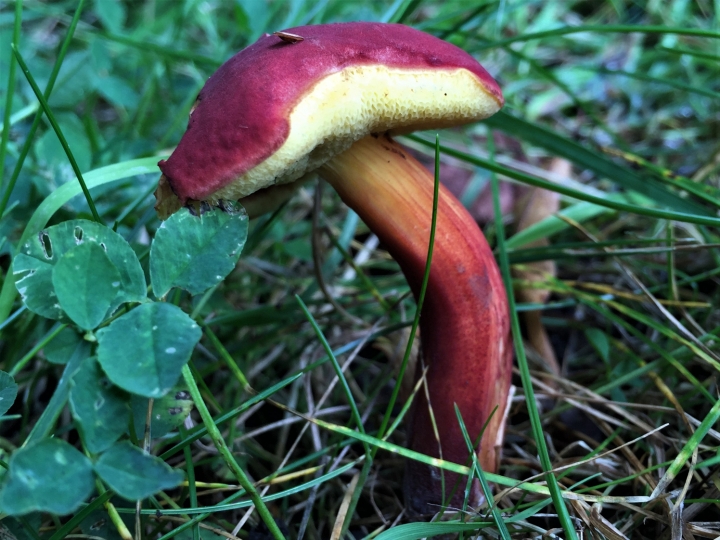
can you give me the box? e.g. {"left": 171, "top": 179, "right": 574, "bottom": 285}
{"left": 156, "top": 22, "right": 512, "bottom": 515}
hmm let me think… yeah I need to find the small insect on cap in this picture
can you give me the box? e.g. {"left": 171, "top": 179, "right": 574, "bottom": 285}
{"left": 156, "top": 22, "right": 503, "bottom": 217}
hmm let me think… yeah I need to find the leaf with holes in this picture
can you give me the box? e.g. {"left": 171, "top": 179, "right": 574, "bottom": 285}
{"left": 0, "top": 371, "right": 18, "bottom": 417}
{"left": 150, "top": 204, "right": 248, "bottom": 298}
{"left": 0, "top": 439, "right": 94, "bottom": 516}
{"left": 53, "top": 243, "right": 122, "bottom": 330}
{"left": 70, "top": 357, "right": 129, "bottom": 453}
{"left": 94, "top": 441, "right": 183, "bottom": 500}
{"left": 96, "top": 303, "right": 201, "bottom": 398}
{"left": 13, "top": 220, "right": 146, "bottom": 321}
{"left": 131, "top": 387, "right": 193, "bottom": 439}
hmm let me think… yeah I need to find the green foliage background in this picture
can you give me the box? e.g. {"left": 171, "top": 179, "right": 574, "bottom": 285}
{"left": 0, "top": 0, "right": 718, "bottom": 539}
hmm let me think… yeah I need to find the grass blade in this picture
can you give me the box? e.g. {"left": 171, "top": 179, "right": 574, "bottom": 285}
{"left": 475, "top": 24, "right": 720, "bottom": 51}
{"left": 181, "top": 364, "right": 286, "bottom": 540}
{"left": 0, "top": 0, "right": 23, "bottom": 191}
{"left": 375, "top": 520, "right": 492, "bottom": 540}
{"left": 484, "top": 111, "right": 711, "bottom": 215}
{"left": 409, "top": 135, "right": 720, "bottom": 227}
{"left": 295, "top": 295, "right": 369, "bottom": 449}
{"left": 11, "top": 44, "right": 101, "bottom": 222}
{"left": 0, "top": 0, "right": 86, "bottom": 217}
{"left": 159, "top": 372, "right": 303, "bottom": 461}
{"left": 454, "top": 404, "right": 512, "bottom": 539}
{"left": 651, "top": 396, "right": 720, "bottom": 498}
{"left": 488, "top": 132, "right": 578, "bottom": 539}
{"left": 586, "top": 66, "right": 720, "bottom": 100}
{"left": 377, "top": 134, "right": 442, "bottom": 440}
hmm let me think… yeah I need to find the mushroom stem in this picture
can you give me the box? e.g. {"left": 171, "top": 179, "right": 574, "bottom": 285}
{"left": 318, "top": 134, "right": 512, "bottom": 514}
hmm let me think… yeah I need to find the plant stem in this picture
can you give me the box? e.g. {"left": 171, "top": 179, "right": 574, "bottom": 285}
{"left": 95, "top": 480, "right": 133, "bottom": 540}
{"left": 181, "top": 364, "right": 285, "bottom": 540}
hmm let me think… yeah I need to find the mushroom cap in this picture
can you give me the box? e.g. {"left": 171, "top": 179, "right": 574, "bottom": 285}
{"left": 157, "top": 22, "right": 503, "bottom": 211}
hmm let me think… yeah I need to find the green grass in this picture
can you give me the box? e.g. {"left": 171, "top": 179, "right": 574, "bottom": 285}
{"left": 1, "top": 0, "right": 719, "bottom": 538}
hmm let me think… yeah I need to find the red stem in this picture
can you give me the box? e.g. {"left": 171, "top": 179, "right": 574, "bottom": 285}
{"left": 319, "top": 134, "right": 512, "bottom": 514}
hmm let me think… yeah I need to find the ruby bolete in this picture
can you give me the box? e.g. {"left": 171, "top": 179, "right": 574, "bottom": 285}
{"left": 156, "top": 22, "right": 512, "bottom": 515}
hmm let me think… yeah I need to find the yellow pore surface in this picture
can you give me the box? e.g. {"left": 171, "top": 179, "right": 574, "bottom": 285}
{"left": 211, "top": 65, "right": 501, "bottom": 202}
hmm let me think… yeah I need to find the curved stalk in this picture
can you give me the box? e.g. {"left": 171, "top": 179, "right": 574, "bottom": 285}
{"left": 319, "top": 134, "right": 512, "bottom": 513}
